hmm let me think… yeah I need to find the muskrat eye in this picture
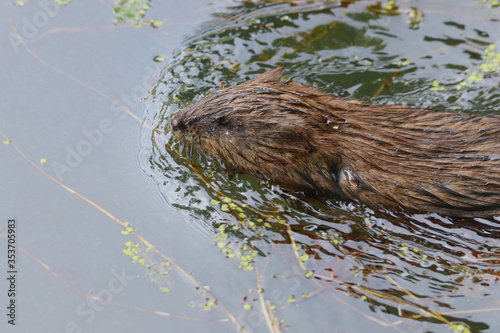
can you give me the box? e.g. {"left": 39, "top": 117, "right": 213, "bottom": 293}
{"left": 217, "top": 116, "right": 231, "bottom": 127}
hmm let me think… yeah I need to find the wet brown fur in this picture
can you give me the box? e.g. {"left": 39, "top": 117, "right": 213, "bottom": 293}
{"left": 171, "top": 68, "right": 500, "bottom": 217}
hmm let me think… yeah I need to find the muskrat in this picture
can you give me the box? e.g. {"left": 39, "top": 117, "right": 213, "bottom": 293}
{"left": 171, "top": 68, "right": 500, "bottom": 218}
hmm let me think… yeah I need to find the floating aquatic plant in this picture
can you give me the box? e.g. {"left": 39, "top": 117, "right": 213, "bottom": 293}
{"left": 456, "top": 44, "right": 499, "bottom": 89}
{"left": 477, "top": 0, "right": 500, "bottom": 7}
{"left": 113, "top": 0, "right": 163, "bottom": 28}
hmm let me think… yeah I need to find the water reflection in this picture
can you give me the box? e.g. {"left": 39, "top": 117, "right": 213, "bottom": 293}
{"left": 141, "top": 1, "right": 500, "bottom": 331}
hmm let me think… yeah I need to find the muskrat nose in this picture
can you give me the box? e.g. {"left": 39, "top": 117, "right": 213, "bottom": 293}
{"left": 171, "top": 115, "right": 180, "bottom": 131}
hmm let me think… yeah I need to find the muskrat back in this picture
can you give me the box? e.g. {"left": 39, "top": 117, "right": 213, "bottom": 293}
{"left": 171, "top": 67, "right": 500, "bottom": 218}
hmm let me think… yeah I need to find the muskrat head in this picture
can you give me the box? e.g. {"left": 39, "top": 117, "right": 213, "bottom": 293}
{"left": 171, "top": 67, "right": 342, "bottom": 189}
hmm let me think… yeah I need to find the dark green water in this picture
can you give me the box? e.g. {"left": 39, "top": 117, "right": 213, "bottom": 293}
{"left": 142, "top": 1, "right": 500, "bottom": 332}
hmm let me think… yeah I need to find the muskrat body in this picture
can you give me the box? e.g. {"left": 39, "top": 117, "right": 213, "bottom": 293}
{"left": 171, "top": 68, "right": 500, "bottom": 217}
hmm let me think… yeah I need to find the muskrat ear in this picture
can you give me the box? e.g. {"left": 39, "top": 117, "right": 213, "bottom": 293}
{"left": 246, "top": 67, "right": 284, "bottom": 84}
